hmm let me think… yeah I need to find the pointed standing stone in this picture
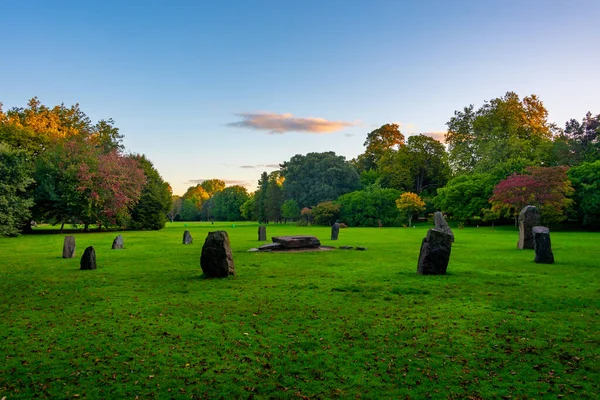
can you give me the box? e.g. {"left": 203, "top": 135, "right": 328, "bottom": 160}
{"left": 112, "top": 234, "right": 124, "bottom": 249}
{"left": 201, "top": 231, "right": 235, "bottom": 278}
{"left": 258, "top": 226, "right": 267, "bottom": 241}
{"left": 417, "top": 228, "right": 452, "bottom": 275}
{"left": 80, "top": 246, "right": 97, "bottom": 270}
{"left": 62, "top": 236, "right": 76, "bottom": 258}
{"left": 331, "top": 222, "right": 340, "bottom": 240}
{"left": 533, "top": 226, "right": 554, "bottom": 264}
{"left": 518, "top": 206, "right": 540, "bottom": 249}
{"left": 183, "top": 230, "right": 193, "bottom": 244}
{"left": 433, "top": 212, "right": 454, "bottom": 242}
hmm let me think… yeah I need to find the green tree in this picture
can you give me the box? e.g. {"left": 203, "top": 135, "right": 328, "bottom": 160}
{"left": 434, "top": 173, "right": 498, "bottom": 224}
{"left": 255, "top": 172, "right": 269, "bottom": 223}
{"left": 561, "top": 112, "right": 600, "bottom": 164}
{"left": 266, "top": 172, "right": 284, "bottom": 223}
{"left": 378, "top": 134, "right": 450, "bottom": 195}
{"left": 200, "top": 179, "right": 226, "bottom": 197}
{"left": 128, "top": 155, "right": 172, "bottom": 230}
{"left": 395, "top": 192, "right": 425, "bottom": 227}
{"left": 0, "top": 143, "right": 34, "bottom": 236}
{"left": 179, "top": 198, "right": 200, "bottom": 221}
{"left": 168, "top": 195, "right": 183, "bottom": 222}
{"left": 354, "top": 124, "right": 405, "bottom": 172}
{"left": 312, "top": 201, "right": 341, "bottom": 226}
{"left": 212, "top": 185, "right": 250, "bottom": 221}
{"left": 446, "top": 92, "right": 554, "bottom": 174}
{"left": 568, "top": 161, "right": 600, "bottom": 227}
{"left": 281, "top": 152, "right": 360, "bottom": 208}
{"left": 240, "top": 194, "right": 256, "bottom": 221}
{"left": 281, "top": 199, "right": 300, "bottom": 222}
{"left": 338, "top": 186, "right": 401, "bottom": 227}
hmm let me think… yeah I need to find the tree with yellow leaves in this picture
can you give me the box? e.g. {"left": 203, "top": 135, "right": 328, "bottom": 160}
{"left": 395, "top": 192, "right": 425, "bottom": 227}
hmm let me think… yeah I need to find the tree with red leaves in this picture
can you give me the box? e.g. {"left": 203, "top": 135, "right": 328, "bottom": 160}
{"left": 489, "top": 166, "right": 574, "bottom": 224}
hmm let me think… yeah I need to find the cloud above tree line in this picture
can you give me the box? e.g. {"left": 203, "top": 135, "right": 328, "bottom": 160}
{"left": 186, "top": 178, "right": 249, "bottom": 186}
{"left": 228, "top": 112, "right": 356, "bottom": 134}
{"left": 420, "top": 132, "right": 447, "bottom": 143}
{"left": 238, "top": 164, "right": 280, "bottom": 169}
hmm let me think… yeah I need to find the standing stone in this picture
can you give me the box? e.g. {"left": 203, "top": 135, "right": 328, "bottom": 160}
{"left": 433, "top": 212, "right": 454, "bottom": 242}
{"left": 518, "top": 206, "right": 541, "bottom": 249}
{"left": 258, "top": 226, "right": 267, "bottom": 241}
{"left": 533, "top": 226, "right": 554, "bottom": 264}
{"left": 331, "top": 222, "right": 340, "bottom": 240}
{"left": 62, "top": 236, "right": 76, "bottom": 258}
{"left": 112, "top": 234, "right": 124, "bottom": 249}
{"left": 200, "top": 231, "right": 235, "bottom": 278}
{"left": 417, "top": 228, "right": 452, "bottom": 275}
{"left": 80, "top": 246, "right": 97, "bottom": 270}
{"left": 183, "top": 230, "right": 193, "bottom": 244}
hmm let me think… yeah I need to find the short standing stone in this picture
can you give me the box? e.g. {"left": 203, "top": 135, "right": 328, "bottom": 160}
{"left": 433, "top": 212, "right": 454, "bottom": 242}
{"left": 533, "top": 226, "right": 554, "bottom": 264}
{"left": 80, "top": 246, "right": 96, "bottom": 270}
{"left": 183, "top": 230, "right": 193, "bottom": 244}
{"left": 112, "top": 234, "right": 124, "bottom": 249}
{"left": 258, "top": 226, "right": 267, "bottom": 241}
{"left": 417, "top": 228, "right": 452, "bottom": 275}
{"left": 518, "top": 205, "right": 540, "bottom": 249}
{"left": 62, "top": 236, "right": 76, "bottom": 258}
{"left": 201, "top": 231, "right": 235, "bottom": 278}
{"left": 331, "top": 222, "right": 340, "bottom": 240}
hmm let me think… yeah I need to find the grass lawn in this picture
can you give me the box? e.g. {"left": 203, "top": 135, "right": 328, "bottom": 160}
{"left": 1, "top": 222, "right": 598, "bottom": 399}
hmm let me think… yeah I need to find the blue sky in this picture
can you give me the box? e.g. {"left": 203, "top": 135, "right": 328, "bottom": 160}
{"left": 1, "top": 0, "right": 599, "bottom": 195}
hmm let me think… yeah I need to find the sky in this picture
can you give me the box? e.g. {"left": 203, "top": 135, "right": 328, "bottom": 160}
{"left": 1, "top": 0, "right": 599, "bottom": 195}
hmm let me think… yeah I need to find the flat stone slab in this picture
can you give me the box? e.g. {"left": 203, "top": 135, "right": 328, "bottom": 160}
{"left": 272, "top": 235, "right": 321, "bottom": 249}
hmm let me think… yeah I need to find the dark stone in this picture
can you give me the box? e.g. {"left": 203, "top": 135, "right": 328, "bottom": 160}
{"left": 183, "top": 230, "right": 193, "bottom": 244}
{"left": 272, "top": 236, "right": 321, "bottom": 249}
{"left": 331, "top": 222, "right": 340, "bottom": 240}
{"left": 258, "top": 226, "right": 267, "bottom": 241}
{"left": 80, "top": 246, "right": 97, "bottom": 270}
{"left": 533, "top": 226, "right": 554, "bottom": 264}
{"left": 518, "top": 206, "right": 540, "bottom": 249}
{"left": 112, "top": 235, "right": 124, "bottom": 249}
{"left": 433, "top": 212, "right": 454, "bottom": 242}
{"left": 62, "top": 236, "right": 76, "bottom": 258}
{"left": 339, "top": 246, "right": 354, "bottom": 250}
{"left": 257, "top": 243, "right": 285, "bottom": 251}
{"left": 355, "top": 247, "right": 367, "bottom": 251}
{"left": 200, "top": 231, "right": 235, "bottom": 278}
{"left": 417, "top": 228, "right": 452, "bottom": 275}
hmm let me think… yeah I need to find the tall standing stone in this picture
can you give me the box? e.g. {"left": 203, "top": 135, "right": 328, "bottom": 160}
{"left": 433, "top": 212, "right": 454, "bottom": 242}
{"left": 62, "top": 236, "right": 76, "bottom": 258}
{"left": 417, "top": 228, "right": 452, "bottom": 275}
{"left": 258, "top": 226, "right": 267, "bottom": 241}
{"left": 533, "top": 226, "right": 554, "bottom": 264}
{"left": 518, "top": 206, "right": 540, "bottom": 249}
{"left": 112, "top": 235, "right": 124, "bottom": 249}
{"left": 183, "top": 230, "right": 193, "bottom": 244}
{"left": 80, "top": 246, "right": 97, "bottom": 270}
{"left": 331, "top": 222, "right": 340, "bottom": 240}
{"left": 200, "top": 231, "right": 235, "bottom": 278}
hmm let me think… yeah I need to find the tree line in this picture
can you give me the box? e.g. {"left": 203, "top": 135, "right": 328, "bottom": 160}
{"left": 0, "top": 98, "right": 171, "bottom": 236}
{"left": 171, "top": 91, "right": 598, "bottom": 229}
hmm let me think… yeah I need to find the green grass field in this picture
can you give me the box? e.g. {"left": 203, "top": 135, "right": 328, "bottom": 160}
{"left": 1, "top": 222, "right": 598, "bottom": 399}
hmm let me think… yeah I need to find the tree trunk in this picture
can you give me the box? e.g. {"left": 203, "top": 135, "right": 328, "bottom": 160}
{"left": 84, "top": 223, "right": 89, "bottom": 232}
{"left": 60, "top": 221, "right": 65, "bottom": 233}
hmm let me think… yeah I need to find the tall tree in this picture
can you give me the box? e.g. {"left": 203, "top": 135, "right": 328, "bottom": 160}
{"left": 211, "top": 185, "right": 249, "bottom": 221}
{"left": 255, "top": 171, "right": 269, "bottom": 223}
{"left": 128, "top": 155, "right": 172, "bottom": 230}
{"left": 0, "top": 143, "right": 34, "bottom": 236}
{"left": 281, "top": 199, "right": 300, "bottom": 222}
{"left": 568, "top": 161, "right": 600, "bottom": 227}
{"left": 561, "top": 112, "right": 600, "bottom": 164}
{"left": 354, "top": 123, "right": 405, "bottom": 173}
{"left": 281, "top": 152, "right": 360, "bottom": 209}
{"left": 266, "top": 171, "right": 284, "bottom": 223}
{"left": 446, "top": 92, "right": 554, "bottom": 174}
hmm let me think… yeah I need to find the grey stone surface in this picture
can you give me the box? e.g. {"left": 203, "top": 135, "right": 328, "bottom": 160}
{"left": 331, "top": 222, "right": 340, "bottom": 240}
{"left": 257, "top": 242, "right": 285, "bottom": 251}
{"left": 518, "top": 206, "right": 540, "bottom": 249}
{"left": 272, "top": 236, "right": 321, "bottom": 249}
{"left": 258, "top": 226, "right": 267, "bottom": 241}
{"left": 200, "top": 231, "right": 235, "bottom": 278}
{"left": 112, "top": 235, "right": 124, "bottom": 249}
{"left": 339, "top": 246, "right": 353, "bottom": 250}
{"left": 80, "top": 246, "right": 96, "bottom": 270}
{"left": 183, "top": 230, "right": 193, "bottom": 244}
{"left": 62, "top": 236, "right": 76, "bottom": 258}
{"left": 433, "top": 212, "right": 454, "bottom": 242}
{"left": 417, "top": 228, "right": 452, "bottom": 275}
{"left": 533, "top": 226, "right": 554, "bottom": 264}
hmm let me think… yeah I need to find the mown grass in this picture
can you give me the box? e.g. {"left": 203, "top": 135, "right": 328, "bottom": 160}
{"left": 1, "top": 222, "right": 598, "bottom": 399}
